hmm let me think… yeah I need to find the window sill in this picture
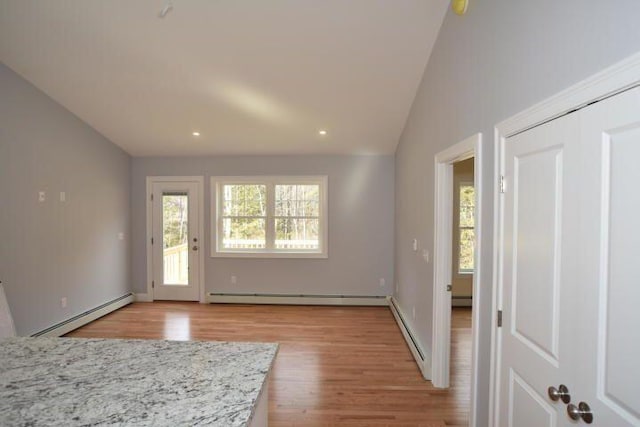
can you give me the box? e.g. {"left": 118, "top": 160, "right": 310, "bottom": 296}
{"left": 457, "top": 271, "right": 474, "bottom": 276}
{"left": 211, "top": 250, "right": 328, "bottom": 259}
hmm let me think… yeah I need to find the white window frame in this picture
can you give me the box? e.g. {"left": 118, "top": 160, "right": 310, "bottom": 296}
{"left": 211, "top": 175, "right": 328, "bottom": 258}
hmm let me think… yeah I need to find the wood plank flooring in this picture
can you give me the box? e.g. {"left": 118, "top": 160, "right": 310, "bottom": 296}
{"left": 67, "top": 303, "right": 471, "bottom": 426}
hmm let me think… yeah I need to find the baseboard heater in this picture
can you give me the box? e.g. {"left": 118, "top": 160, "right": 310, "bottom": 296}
{"left": 388, "top": 297, "right": 430, "bottom": 380}
{"left": 32, "top": 293, "right": 134, "bottom": 338}
{"left": 207, "top": 293, "right": 389, "bottom": 306}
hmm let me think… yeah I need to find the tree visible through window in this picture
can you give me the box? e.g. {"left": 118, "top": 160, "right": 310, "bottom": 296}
{"left": 221, "top": 184, "right": 267, "bottom": 249}
{"left": 275, "top": 185, "right": 320, "bottom": 250}
{"left": 213, "top": 176, "right": 327, "bottom": 257}
{"left": 458, "top": 184, "right": 475, "bottom": 273}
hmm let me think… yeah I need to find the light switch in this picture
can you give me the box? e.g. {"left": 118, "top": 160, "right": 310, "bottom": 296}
{"left": 412, "top": 239, "right": 418, "bottom": 251}
{"left": 59, "top": 192, "right": 66, "bottom": 202}
{"left": 38, "top": 191, "right": 46, "bottom": 202}
{"left": 118, "top": 232, "right": 125, "bottom": 240}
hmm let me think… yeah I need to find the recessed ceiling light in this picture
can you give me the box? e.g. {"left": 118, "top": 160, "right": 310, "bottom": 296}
{"left": 318, "top": 130, "right": 328, "bottom": 136}
{"left": 192, "top": 131, "right": 201, "bottom": 137}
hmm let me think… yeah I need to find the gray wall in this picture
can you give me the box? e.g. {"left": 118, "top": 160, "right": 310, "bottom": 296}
{"left": 0, "top": 64, "right": 131, "bottom": 336}
{"left": 393, "top": 1, "right": 640, "bottom": 425}
{"left": 132, "top": 155, "right": 394, "bottom": 297}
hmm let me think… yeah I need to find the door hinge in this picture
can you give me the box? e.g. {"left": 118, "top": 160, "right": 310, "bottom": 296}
{"left": 152, "top": 280, "right": 155, "bottom": 289}
{"left": 151, "top": 237, "right": 154, "bottom": 245}
{"left": 499, "top": 175, "right": 506, "bottom": 194}
{"left": 446, "top": 284, "right": 452, "bottom": 292}
{"left": 151, "top": 193, "right": 154, "bottom": 201}
{"left": 497, "top": 310, "right": 503, "bottom": 327}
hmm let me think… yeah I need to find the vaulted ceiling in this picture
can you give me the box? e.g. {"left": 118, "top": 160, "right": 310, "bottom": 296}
{"left": 0, "top": 0, "right": 447, "bottom": 156}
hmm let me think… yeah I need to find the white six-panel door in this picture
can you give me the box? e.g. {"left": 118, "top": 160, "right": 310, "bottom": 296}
{"left": 496, "top": 86, "right": 640, "bottom": 426}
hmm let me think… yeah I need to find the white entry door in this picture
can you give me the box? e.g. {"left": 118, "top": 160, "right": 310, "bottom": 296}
{"left": 496, "top": 86, "right": 640, "bottom": 426}
{"left": 151, "top": 179, "right": 202, "bottom": 301}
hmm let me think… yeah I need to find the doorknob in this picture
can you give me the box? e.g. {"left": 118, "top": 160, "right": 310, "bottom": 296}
{"left": 192, "top": 245, "right": 199, "bottom": 251}
{"left": 548, "top": 384, "right": 571, "bottom": 404}
{"left": 567, "top": 402, "right": 593, "bottom": 424}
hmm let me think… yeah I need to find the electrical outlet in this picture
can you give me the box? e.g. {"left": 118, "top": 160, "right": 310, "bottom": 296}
{"left": 395, "top": 282, "right": 399, "bottom": 294}
{"left": 379, "top": 278, "right": 385, "bottom": 288}
{"left": 60, "top": 297, "right": 67, "bottom": 309}
{"left": 118, "top": 232, "right": 125, "bottom": 240}
{"left": 412, "top": 239, "right": 418, "bottom": 251}
{"left": 412, "top": 306, "right": 416, "bottom": 319}
{"left": 59, "top": 191, "right": 66, "bottom": 202}
{"left": 231, "top": 275, "right": 237, "bottom": 284}
{"left": 422, "top": 249, "right": 430, "bottom": 263}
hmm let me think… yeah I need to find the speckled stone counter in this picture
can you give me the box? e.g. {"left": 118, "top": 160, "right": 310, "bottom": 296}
{"left": 0, "top": 337, "right": 278, "bottom": 426}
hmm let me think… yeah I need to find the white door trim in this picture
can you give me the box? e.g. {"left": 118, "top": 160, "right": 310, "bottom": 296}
{"left": 489, "top": 51, "right": 640, "bottom": 426}
{"left": 432, "top": 133, "right": 483, "bottom": 427}
{"left": 145, "top": 176, "right": 206, "bottom": 303}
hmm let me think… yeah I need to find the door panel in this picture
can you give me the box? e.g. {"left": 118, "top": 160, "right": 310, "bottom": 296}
{"left": 575, "top": 87, "right": 640, "bottom": 426}
{"left": 498, "top": 113, "right": 579, "bottom": 427}
{"left": 602, "top": 127, "right": 640, "bottom": 420}
{"left": 512, "top": 147, "right": 562, "bottom": 362}
{"left": 510, "top": 370, "right": 557, "bottom": 427}
{"left": 152, "top": 180, "right": 201, "bottom": 301}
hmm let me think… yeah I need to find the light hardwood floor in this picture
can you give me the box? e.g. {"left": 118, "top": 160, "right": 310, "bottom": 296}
{"left": 67, "top": 303, "right": 472, "bottom": 426}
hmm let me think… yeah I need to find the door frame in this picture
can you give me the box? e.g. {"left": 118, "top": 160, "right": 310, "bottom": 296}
{"left": 489, "top": 52, "right": 640, "bottom": 425}
{"left": 145, "top": 176, "right": 206, "bottom": 303}
{"left": 432, "top": 133, "right": 483, "bottom": 426}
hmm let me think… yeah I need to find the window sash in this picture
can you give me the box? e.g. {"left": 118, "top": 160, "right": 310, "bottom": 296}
{"left": 212, "top": 176, "right": 327, "bottom": 257}
{"left": 458, "top": 182, "right": 475, "bottom": 274}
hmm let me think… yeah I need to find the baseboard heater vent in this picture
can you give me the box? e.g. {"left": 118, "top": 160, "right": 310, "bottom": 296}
{"left": 207, "top": 293, "right": 389, "bottom": 306}
{"left": 389, "top": 297, "right": 424, "bottom": 361}
{"left": 32, "top": 293, "right": 134, "bottom": 337}
{"left": 389, "top": 297, "right": 430, "bottom": 379}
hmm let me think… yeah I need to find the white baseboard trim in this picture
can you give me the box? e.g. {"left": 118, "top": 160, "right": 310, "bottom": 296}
{"left": 389, "top": 297, "right": 431, "bottom": 380}
{"left": 32, "top": 293, "right": 134, "bottom": 337}
{"left": 452, "top": 297, "right": 473, "bottom": 307}
{"left": 135, "top": 293, "right": 153, "bottom": 302}
{"left": 207, "top": 293, "right": 389, "bottom": 306}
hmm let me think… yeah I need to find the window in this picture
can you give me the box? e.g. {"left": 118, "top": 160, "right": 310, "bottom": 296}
{"left": 458, "top": 183, "right": 475, "bottom": 273}
{"left": 212, "top": 176, "right": 328, "bottom": 258}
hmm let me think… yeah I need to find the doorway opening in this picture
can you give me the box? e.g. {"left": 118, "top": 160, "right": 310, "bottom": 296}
{"left": 431, "top": 133, "right": 482, "bottom": 427}
{"left": 451, "top": 157, "right": 474, "bottom": 423}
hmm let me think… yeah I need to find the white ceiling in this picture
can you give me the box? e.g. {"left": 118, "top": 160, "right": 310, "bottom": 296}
{"left": 0, "top": 0, "right": 447, "bottom": 156}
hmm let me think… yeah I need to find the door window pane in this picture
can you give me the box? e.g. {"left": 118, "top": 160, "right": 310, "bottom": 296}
{"left": 163, "top": 193, "right": 189, "bottom": 285}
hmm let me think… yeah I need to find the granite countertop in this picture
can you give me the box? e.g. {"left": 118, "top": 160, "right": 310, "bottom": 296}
{"left": 0, "top": 337, "right": 278, "bottom": 426}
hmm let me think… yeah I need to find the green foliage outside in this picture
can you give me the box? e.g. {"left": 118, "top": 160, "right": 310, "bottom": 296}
{"left": 221, "top": 183, "right": 320, "bottom": 248}
{"left": 222, "top": 184, "right": 267, "bottom": 246}
{"left": 275, "top": 184, "right": 319, "bottom": 247}
{"left": 459, "top": 185, "right": 475, "bottom": 271}
{"left": 162, "top": 194, "right": 188, "bottom": 248}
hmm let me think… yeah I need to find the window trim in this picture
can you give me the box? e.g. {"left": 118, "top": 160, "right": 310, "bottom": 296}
{"left": 211, "top": 175, "right": 328, "bottom": 258}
